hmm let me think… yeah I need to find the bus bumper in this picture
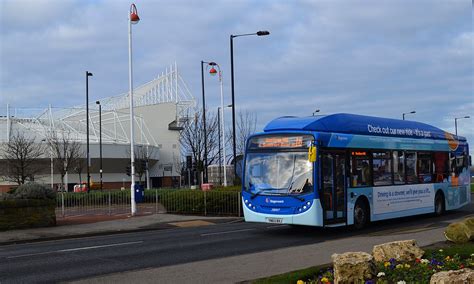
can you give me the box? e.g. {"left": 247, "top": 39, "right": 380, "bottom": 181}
{"left": 242, "top": 198, "right": 324, "bottom": 227}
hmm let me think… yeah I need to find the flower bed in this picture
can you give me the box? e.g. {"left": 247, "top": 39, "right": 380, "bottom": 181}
{"left": 297, "top": 245, "right": 474, "bottom": 284}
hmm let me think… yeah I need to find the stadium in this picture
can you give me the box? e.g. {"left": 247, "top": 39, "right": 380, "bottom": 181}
{"left": 0, "top": 64, "right": 196, "bottom": 192}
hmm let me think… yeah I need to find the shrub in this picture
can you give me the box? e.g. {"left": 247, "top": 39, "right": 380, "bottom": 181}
{"left": 12, "top": 182, "right": 56, "bottom": 200}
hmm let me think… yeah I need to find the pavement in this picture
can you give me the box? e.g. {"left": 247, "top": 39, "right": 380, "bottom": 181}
{"left": 0, "top": 213, "right": 241, "bottom": 245}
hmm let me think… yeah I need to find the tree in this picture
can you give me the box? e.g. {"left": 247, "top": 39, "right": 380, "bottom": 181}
{"left": 74, "top": 151, "right": 86, "bottom": 184}
{"left": 227, "top": 110, "right": 257, "bottom": 159}
{"left": 47, "top": 131, "right": 81, "bottom": 190}
{"left": 179, "top": 108, "right": 220, "bottom": 184}
{"left": 126, "top": 145, "right": 155, "bottom": 184}
{"left": 1, "top": 131, "right": 44, "bottom": 185}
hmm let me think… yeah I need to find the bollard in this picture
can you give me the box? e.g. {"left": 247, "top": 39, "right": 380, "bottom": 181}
{"left": 204, "top": 191, "right": 207, "bottom": 216}
{"left": 238, "top": 192, "right": 242, "bottom": 217}
{"left": 155, "top": 188, "right": 158, "bottom": 214}
{"left": 61, "top": 191, "right": 65, "bottom": 218}
{"left": 108, "top": 191, "right": 111, "bottom": 216}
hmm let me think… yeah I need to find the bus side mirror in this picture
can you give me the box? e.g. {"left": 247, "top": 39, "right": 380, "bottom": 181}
{"left": 308, "top": 145, "right": 317, "bottom": 162}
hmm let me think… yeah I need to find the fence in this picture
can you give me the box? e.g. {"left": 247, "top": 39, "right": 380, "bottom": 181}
{"left": 56, "top": 189, "right": 242, "bottom": 218}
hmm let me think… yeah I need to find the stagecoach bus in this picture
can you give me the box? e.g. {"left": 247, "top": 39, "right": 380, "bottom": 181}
{"left": 242, "top": 113, "right": 471, "bottom": 228}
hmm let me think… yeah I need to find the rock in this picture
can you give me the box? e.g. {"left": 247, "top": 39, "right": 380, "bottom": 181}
{"left": 430, "top": 268, "right": 474, "bottom": 284}
{"left": 445, "top": 222, "right": 471, "bottom": 244}
{"left": 463, "top": 217, "right": 474, "bottom": 240}
{"left": 332, "top": 252, "right": 375, "bottom": 284}
{"left": 372, "top": 239, "right": 424, "bottom": 262}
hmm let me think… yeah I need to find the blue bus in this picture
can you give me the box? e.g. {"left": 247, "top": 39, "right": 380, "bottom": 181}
{"left": 242, "top": 113, "right": 471, "bottom": 228}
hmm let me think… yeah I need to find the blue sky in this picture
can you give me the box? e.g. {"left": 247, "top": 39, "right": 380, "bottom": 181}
{"left": 0, "top": 0, "right": 472, "bottom": 143}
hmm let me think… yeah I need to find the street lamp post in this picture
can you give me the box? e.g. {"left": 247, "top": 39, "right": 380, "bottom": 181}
{"left": 402, "top": 110, "right": 416, "bottom": 120}
{"left": 128, "top": 3, "right": 140, "bottom": 215}
{"left": 230, "top": 30, "right": 269, "bottom": 180}
{"left": 454, "top": 116, "right": 470, "bottom": 136}
{"left": 96, "top": 101, "right": 103, "bottom": 190}
{"left": 200, "top": 61, "right": 209, "bottom": 184}
{"left": 312, "top": 109, "right": 320, "bottom": 116}
{"left": 85, "top": 71, "right": 93, "bottom": 192}
{"left": 217, "top": 107, "right": 222, "bottom": 186}
{"left": 208, "top": 62, "right": 227, "bottom": 186}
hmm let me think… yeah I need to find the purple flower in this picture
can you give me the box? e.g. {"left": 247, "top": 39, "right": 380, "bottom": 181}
{"left": 365, "top": 280, "right": 375, "bottom": 284}
{"left": 389, "top": 258, "right": 396, "bottom": 263}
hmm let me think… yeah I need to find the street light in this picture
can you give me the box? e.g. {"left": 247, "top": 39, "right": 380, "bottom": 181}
{"left": 312, "top": 109, "right": 320, "bottom": 116}
{"left": 230, "top": 30, "right": 270, "bottom": 180}
{"left": 85, "top": 71, "right": 93, "bottom": 192}
{"left": 200, "top": 60, "right": 211, "bottom": 184}
{"left": 128, "top": 3, "right": 139, "bottom": 215}
{"left": 208, "top": 62, "right": 227, "bottom": 186}
{"left": 454, "top": 116, "right": 470, "bottom": 136}
{"left": 96, "top": 101, "right": 103, "bottom": 191}
{"left": 402, "top": 110, "right": 416, "bottom": 120}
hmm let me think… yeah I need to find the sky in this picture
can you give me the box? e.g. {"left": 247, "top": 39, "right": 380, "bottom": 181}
{"left": 0, "top": 0, "right": 473, "bottom": 144}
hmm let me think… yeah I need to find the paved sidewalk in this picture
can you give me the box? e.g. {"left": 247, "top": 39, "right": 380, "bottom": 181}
{"left": 0, "top": 214, "right": 241, "bottom": 245}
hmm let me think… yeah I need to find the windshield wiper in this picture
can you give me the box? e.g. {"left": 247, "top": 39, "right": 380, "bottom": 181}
{"left": 250, "top": 188, "right": 274, "bottom": 199}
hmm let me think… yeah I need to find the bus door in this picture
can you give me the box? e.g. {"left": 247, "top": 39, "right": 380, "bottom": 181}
{"left": 321, "top": 151, "right": 347, "bottom": 224}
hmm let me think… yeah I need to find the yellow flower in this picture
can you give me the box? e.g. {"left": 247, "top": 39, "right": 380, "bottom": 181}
{"left": 321, "top": 277, "right": 329, "bottom": 283}
{"left": 384, "top": 262, "right": 390, "bottom": 267}
{"left": 404, "top": 264, "right": 411, "bottom": 268}
{"left": 396, "top": 264, "right": 403, "bottom": 269}
{"left": 437, "top": 265, "right": 442, "bottom": 269}
{"left": 297, "top": 280, "right": 305, "bottom": 284}
{"left": 445, "top": 256, "right": 451, "bottom": 261}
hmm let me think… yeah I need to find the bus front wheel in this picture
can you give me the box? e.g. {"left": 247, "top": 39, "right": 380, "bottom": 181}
{"left": 353, "top": 199, "right": 369, "bottom": 229}
{"left": 434, "top": 192, "right": 445, "bottom": 216}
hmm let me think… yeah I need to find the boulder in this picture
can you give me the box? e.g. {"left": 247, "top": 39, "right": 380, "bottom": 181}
{"left": 332, "top": 252, "right": 375, "bottom": 284}
{"left": 430, "top": 268, "right": 474, "bottom": 284}
{"left": 463, "top": 217, "right": 474, "bottom": 239}
{"left": 445, "top": 222, "right": 471, "bottom": 244}
{"left": 372, "top": 239, "right": 424, "bottom": 262}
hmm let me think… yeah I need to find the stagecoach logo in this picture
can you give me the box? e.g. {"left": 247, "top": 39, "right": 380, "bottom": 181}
{"left": 265, "top": 198, "right": 284, "bottom": 204}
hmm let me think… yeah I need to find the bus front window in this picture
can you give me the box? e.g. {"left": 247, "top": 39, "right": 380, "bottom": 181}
{"left": 244, "top": 152, "right": 313, "bottom": 195}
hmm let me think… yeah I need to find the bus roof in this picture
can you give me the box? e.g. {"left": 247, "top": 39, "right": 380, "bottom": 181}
{"left": 263, "top": 113, "right": 466, "bottom": 142}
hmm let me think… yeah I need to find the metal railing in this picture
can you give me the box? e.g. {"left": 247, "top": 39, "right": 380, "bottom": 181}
{"left": 56, "top": 189, "right": 242, "bottom": 218}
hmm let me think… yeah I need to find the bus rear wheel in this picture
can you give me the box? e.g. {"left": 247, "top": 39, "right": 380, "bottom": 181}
{"left": 353, "top": 199, "right": 369, "bottom": 229}
{"left": 434, "top": 192, "right": 445, "bottom": 216}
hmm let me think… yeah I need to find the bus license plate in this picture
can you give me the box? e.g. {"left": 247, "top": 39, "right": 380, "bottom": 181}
{"left": 266, "top": 217, "right": 283, "bottom": 224}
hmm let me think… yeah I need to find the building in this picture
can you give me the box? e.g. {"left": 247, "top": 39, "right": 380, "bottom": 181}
{"left": 0, "top": 64, "right": 195, "bottom": 192}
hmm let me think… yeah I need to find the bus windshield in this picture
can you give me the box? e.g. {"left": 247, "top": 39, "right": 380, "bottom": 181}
{"left": 244, "top": 152, "right": 313, "bottom": 196}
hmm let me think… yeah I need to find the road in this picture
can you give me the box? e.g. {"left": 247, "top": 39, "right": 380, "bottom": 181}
{"left": 1, "top": 204, "right": 473, "bottom": 283}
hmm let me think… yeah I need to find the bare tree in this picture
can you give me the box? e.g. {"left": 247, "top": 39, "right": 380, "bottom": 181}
{"left": 179, "top": 108, "right": 220, "bottom": 183}
{"left": 226, "top": 110, "right": 257, "bottom": 158}
{"left": 126, "top": 145, "right": 156, "bottom": 184}
{"left": 47, "top": 131, "right": 81, "bottom": 190}
{"left": 74, "top": 152, "right": 86, "bottom": 184}
{"left": 1, "top": 131, "right": 44, "bottom": 185}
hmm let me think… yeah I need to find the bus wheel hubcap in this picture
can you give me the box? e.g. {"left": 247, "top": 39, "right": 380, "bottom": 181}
{"left": 355, "top": 207, "right": 364, "bottom": 223}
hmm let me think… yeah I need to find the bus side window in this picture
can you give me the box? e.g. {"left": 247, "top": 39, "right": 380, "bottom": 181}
{"left": 393, "top": 151, "right": 405, "bottom": 184}
{"left": 350, "top": 151, "right": 371, "bottom": 187}
{"left": 405, "top": 151, "right": 417, "bottom": 184}
{"left": 433, "top": 152, "right": 449, "bottom": 182}
{"left": 417, "top": 152, "right": 432, "bottom": 183}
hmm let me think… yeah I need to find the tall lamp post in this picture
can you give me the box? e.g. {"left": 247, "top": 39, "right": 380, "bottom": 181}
{"left": 208, "top": 62, "right": 227, "bottom": 186}
{"left": 312, "top": 109, "right": 320, "bottom": 116}
{"left": 96, "top": 101, "right": 103, "bottom": 190}
{"left": 128, "top": 3, "right": 140, "bottom": 215}
{"left": 402, "top": 110, "right": 416, "bottom": 120}
{"left": 454, "top": 116, "right": 470, "bottom": 136}
{"left": 200, "top": 60, "right": 210, "bottom": 183}
{"left": 230, "top": 30, "right": 270, "bottom": 179}
{"left": 85, "top": 71, "right": 93, "bottom": 192}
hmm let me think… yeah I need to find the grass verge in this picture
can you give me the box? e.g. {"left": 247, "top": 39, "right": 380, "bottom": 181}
{"left": 251, "top": 264, "right": 330, "bottom": 284}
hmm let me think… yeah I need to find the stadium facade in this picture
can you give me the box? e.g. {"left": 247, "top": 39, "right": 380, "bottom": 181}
{"left": 0, "top": 64, "right": 195, "bottom": 192}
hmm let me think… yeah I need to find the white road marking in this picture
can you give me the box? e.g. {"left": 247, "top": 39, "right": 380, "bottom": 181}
{"left": 6, "top": 241, "right": 143, "bottom": 259}
{"left": 200, "top": 228, "right": 256, "bottom": 236}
